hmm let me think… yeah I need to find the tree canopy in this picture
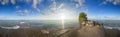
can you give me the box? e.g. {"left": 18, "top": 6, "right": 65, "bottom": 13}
{"left": 79, "top": 12, "right": 87, "bottom": 23}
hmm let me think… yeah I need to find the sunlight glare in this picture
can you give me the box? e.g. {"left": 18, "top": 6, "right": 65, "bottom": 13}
{"left": 60, "top": 13, "right": 65, "bottom": 29}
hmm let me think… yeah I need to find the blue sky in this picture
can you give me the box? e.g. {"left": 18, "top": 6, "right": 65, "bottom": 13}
{"left": 0, "top": 0, "right": 120, "bottom": 20}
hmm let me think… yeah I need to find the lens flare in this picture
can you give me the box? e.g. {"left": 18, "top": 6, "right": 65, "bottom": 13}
{"left": 61, "top": 15, "right": 65, "bottom": 29}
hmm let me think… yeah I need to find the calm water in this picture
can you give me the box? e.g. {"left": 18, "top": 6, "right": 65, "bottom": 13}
{"left": 0, "top": 20, "right": 79, "bottom": 29}
{"left": 95, "top": 20, "right": 120, "bottom": 27}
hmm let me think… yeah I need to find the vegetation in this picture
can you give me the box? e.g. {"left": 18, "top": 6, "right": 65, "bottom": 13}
{"left": 79, "top": 12, "right": 87, "bottom": 23}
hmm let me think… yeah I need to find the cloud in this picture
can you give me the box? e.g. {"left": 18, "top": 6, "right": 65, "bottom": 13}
{"left": 32, "top": 0, "right": 42, "bottom": 12}
{"left": 48, "top": 3, "right": 65, "bottom": 15}
{"left": 42, "top": 0, "right": 65, "bottom": 15}
{"left": 16, "top": 10, "right": 30, "bottom": 16}
{"left": 101, "top": 0, "right": 120, "bottom": 5}
{"left": 0, "top": 0, "right": 42, "bottom": 15}
{"left": 77, "top": 0, "right": 84, "bottom": 6}
{"left": 113, "top": 0, "right": 120, "bottom": 5}
{"left": 0, "top": 0, "right": 42, "bottom": 14}
{"left": 32, "top": 0, "right": 38, "bottom": 8}
{"left": 75, "top": 4, "right": 79, "bottom": 8}
{"left": 0, "top": 0, "right": 16, "bottom": 5}
{"left": 10, "top": 0, "right": 16, "bottom": 4}
{"left": 15, "top": 5, "right": 19, "bottom": 9}
{"left": 42, "top": 1, "right": 64, "bottom": 17}
{"left": 0, "top": 0, "right": 9, "bottom": 5}
{"left": 74, "top": 0, "right": 85, "bottom": 8}
{"left": 49, "top": 3, "right": 64, "bottom": 13}
{"left": 36, "top": 8, "right": 41, "bottom": 12}
{"left": 58, "top": 3, "right": 64, "bottom": 9}
{"left": 49, "top": 0, "right": 57, "bottom": 13}
{"left": 24, "top": 10, "right": 29, "bottom": 13}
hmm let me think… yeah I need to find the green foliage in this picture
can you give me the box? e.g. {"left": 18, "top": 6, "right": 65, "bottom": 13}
{"left": 79, "top": 12, "right": 87, "bottom": 23}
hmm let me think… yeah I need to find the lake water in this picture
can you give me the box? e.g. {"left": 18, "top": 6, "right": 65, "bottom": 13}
{"left": 0, "top": 20, "right": 79, "bottom": 29}
{"left": 95, "top": 20, "right": 120, "bottom": 30}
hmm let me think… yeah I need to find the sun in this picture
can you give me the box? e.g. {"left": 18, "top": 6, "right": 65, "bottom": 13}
{"left": 56, "top": 9, "right": 70, "bottom": 20}
{"left": 40, "top": 8, "right": 75, "bottom": 29}
{"left": 57, "top": 10, "right": 69, "bottom": 29}
{"left": 56, "top": 8, "right": 74, "bottom": 29}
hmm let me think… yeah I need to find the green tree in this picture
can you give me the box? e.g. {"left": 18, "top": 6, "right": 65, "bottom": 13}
{"left": 79, "top": 12, "right": 87, "bottom": 23}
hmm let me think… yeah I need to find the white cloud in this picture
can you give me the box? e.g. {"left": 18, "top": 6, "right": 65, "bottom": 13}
{"left": 36, "top": 8, "right": 40, "bottom": 12}
{"left": 48, "top": 2, "right": 65, "bottom": 15}
{"left": 16, "top": 10, "right": 22, "bottom": 12}
{"left": 24, "top": 10, "right": 29, "bottom": 13}
{"left": 40, "top": 8, "right": 76, "bottom": 20}
{"left": 16, "top": 10, "right": 30, "bottom": 16}
{"left": 32, "top": 0, "right": 38, "bottom": 8}
{"left": 113, "top": 0, "right": 120, "bottom": 5}
{"left": 0, "top": 0, "right": 16, "bottom": 5}
{"left": 101, "top": 0, "right": 120, "bottom": 5}
{"left": 32, "top": 0, "right": 42, "bottom": 12}
{"left": 44, "top": 0, "right": 78, "bottom": 19}
{"left": 10, "top": 0, "right": 16, "bottom": 4}
{"left": 15, "top": 5, "right": 19, "bottom": 9}
{"left": 77, "top": 0, "right": 84, "bottom": 6}
{"left": 101, "top": 1, "right": 107, "bottom": 5}
{"left": 75, "top": 4, "right": 79, "bottom": 8}
{"left": 49, "top": 0, "right": 57, "bottom": 13}
{"left": 58, "top": 3, "right": 64, "bottom": 9}
{"left": 74, "top": 0, "right": 85, "bottom": 8}
{"left": 0, "top": 0, "right": 9, "bottom": 5}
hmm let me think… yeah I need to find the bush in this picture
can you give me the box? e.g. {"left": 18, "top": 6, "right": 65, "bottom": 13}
{"left": 79, "top": 12, "right": 87, "bottom": 23}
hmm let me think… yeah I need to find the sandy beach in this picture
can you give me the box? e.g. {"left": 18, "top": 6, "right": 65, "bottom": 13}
{"left": 0, "top": 26, "right": 120, "bottom": 37}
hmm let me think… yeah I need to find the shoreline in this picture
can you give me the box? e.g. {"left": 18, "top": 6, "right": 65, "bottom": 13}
{"left": 0, "top": 25, "right": 120, "bottom": 37}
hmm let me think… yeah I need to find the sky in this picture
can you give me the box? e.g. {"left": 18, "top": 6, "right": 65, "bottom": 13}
{"left": 0, "top": 0, "right": 120, "bottom": 20}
